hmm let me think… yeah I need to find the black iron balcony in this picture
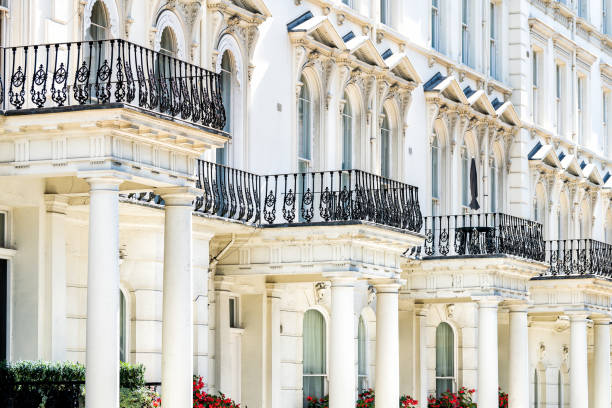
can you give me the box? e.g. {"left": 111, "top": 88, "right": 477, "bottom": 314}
{"left": 123, "top": 161, "right": 423, "bottom": 233}
{"left": 411, "top": 213, "right": 545, "bottom": 262}
{"left": 0, "top": 39, "right": 226, "bottom": 131}
{"left": 543, "top": 239, "right": 612, "bottom": 278}
{"left": 258, "top": 169, "right": 422, "bottom": 232}
{"left": 195, "top": 159, "right": 260, "bottom": 224}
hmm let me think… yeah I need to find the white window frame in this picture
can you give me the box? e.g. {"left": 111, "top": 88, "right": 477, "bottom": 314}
{"left": 435, "top": 322, "right": 457, "bottom": 396}
{"left": 298, "top": 77, "right": 313, "bottom": 173}
{"left": 431, "top": 135, "right": 440, "bottom": 216}
{"left": 461, "top": 143, "right": 470, "bottom": 210}
{"left": 302, "top": 308, "right": 329, "bottom": 403}
{"left": 432, "top": 0, "right": 441, "bottom": 51}
{"left": 532, "top": 49, "right": 541, "bottom": 124}
{"left": 602, "top": 89, "right": 609, "bottom": 154}
{"left": 490, "top": 157, "right": 497, "bottom": 213}
{"left": 577, "top": 0, "right": 588, "bottom": 19}
{"left": 357, "top": 316, "right": 368, "bottom": 392}
{"left": 229, "top": 295, "right": 240, "bottom": 329}
{"left": 556, "top": 63, "right": 564, "bottom": 135}
{"left": 489, "top": 2, "right": 499, "bottom": 79}
{"left": 577, "top": 74, "right": 586, "bottom": 144}
{"left": 341, "top": 95, "right": 353, "bottom": 171}
{"left": 380, "top": 112, "right": 391, "bottom": 178}
{"left": 461, "top": 0, "right": 470, "bottom": 66}
{"left": 603, "top": 0, "right": 609, "bottom": 33}
{"left": 380, "top": 0, "right": 389, "bottom": 25}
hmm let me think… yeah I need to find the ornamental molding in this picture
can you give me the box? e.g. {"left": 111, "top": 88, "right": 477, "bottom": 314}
{"left": 153, "top": 9, "right": 187, "bottom": 59}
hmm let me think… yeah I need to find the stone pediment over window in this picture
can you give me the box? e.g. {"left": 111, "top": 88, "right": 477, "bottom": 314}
{"left": 288, "top": 12, "right": 346, "bottom": 50}
{"left": 464, "top": 87, "right": 496, "bottom": 116}
{"left": 383, "top": 51, "right": 421, "bottom": 84}
{"left": 230, "top": 0, "right": 271, "bottom": 16}
{"left": 528, "top": 142, "right": 562, "bottom": 169}
{"left": 423, "top": 73, "right": 468, "bottom": 104}
{"left": 491, "top": 98, "right": 520, "bottom": 126}
{"left": 581, "top": 163, "right": 603, "bottom": 186}
{"left": 559, "top": 153, "right": 584, "bottom": 178}
{"left": 343, "top": 31, "right": 386, "bottom": 67}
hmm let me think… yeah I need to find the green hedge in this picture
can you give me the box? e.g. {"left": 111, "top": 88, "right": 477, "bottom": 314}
{"left": 0, "top": 360, "right": 146, "bottom": 389}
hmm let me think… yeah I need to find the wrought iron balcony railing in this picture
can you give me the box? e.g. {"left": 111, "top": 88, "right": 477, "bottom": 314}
{"left": 410, "top": 213, "right": 545, "bottom": 262}
{"left": 0, "top": 39, "right": 226, "bottom": 131}
{"left": 122, "top": 161, "right": 423, "bottom": 233}
{"left": 543, "top": 239, "right": 612, "bottom": 278}
{"left": 259, "top": 169, "right": 422, "bottom": 232}
{"left": 195, "top": 159, "right": 260, "bottom": 224}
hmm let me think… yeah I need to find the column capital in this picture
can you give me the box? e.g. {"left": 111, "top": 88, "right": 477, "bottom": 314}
{"left": 266, "top": 283, "right": 283, "bottom": 299}
{"left": 44, "top": 194, "right": 70, "bottom": 214}
{"left": 370, "top": 277, "right": 404, "bottom": 293}
{"left": 506, "top": 301, "right": 529, "bottom": 313}
{"left": 79, "top": 170, "right": 129, "bottom": 190}
{"left": 475, "top": 296, "right": 502, "bottom": 309}
{"left": 154, "top": 186, "right": 201, "bottom": 206}
{"left": 323, "top": 272, "right": 357, "bottom": 287}
{"left": 415, "top": 303, "right": 430, "bottom": 317}
{"left": 591, "top": 316, "right": 611, "bottom": 325}
{"left": 566, "top": 311, "right": 590, "bottom": 322}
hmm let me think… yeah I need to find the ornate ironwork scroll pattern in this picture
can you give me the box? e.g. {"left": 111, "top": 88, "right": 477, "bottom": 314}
{"left": 419, "top": 213, "right": 545, "bottom": 262}
{"left": 0, "top": 39, "right": 226, "bottom": 132}
{"left": 543, "top": 239, "right": 612, "bottom": 278}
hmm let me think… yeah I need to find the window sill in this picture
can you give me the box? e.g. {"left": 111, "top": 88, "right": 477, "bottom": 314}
{"left": 0, "top": 248, "right": 16, "bottom": 259}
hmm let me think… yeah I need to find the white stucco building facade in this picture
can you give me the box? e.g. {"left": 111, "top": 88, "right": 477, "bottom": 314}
{"left": 0, "top": 0, "right": 612, "bottom": 408}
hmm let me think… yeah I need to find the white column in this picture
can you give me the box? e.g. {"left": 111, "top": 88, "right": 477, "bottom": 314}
{"left": 569, "top": 313, "right": 589, "bottom": 408}
{"left": 593, "top": 317, "right": 610, "bottom": 408}
{"left": 375, "top": 283, "right": 401, "bottom": 408}
{"left": 508, "top": 303, "right": 529, "bottom": 408}
{"left": 477, "top": 298, "right": 500, "bottom": 408}
{"left": 44, "top": 194, "right": 69, "bottom": 362}
{"left": 157, "top": 187, "right": 197, "bottom": 408}
{"left": 266, "top": 286, "right": 282, "bottom": 408}
{"left": 84, "top": 176, "right": 123, "bottom": 408}
{"left": 415, "top": 304, "right": 429, "bottom": 408}
{"left": 329, "top": 277, "right": 356, "bottom": 408}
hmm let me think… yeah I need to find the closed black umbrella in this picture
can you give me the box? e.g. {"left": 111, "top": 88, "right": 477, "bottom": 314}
{"left": 469, "top": 158, "right": 480, "bottom": 211}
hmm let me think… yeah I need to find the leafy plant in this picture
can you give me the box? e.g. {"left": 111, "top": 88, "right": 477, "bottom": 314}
{"left": 305, "top": 389, "right": 418, "bottom": 408}
{"left": 120, "top": 387, "right": 160, "bottom": 408}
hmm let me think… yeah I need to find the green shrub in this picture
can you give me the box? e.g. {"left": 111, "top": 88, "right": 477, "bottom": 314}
{"left": 0, "top": 360, "right": 145, "bottom": 390}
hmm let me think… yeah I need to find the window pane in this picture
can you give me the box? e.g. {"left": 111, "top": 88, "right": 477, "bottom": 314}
{"left": 381, "top": 0, "right": 388, "bottom": 24}
{"left": 119, "top": 290, "right": 126, "bottom": 362}
{"left": 358, "top": 318, "right": 367, "bottom": 376}
{"left": 381, "top": 115, "right": 391, "bottom": 178}
{"left": 303, "top": 310, "right": 326, "bottom": 401}
{"left": 436, "top": 322, "right": 454, "bottom": 396}
{"left": 229, "top": 298, "right": 237, "bottom": 328}
{"left": 342, "top": 96, "right": 352, "bottom": 170}
{"left": 432, "top": 142, "right": 439, "bottom": 199}
{"left": 490, "top": 165, "right": 496, "bottom": 212}
{"left": 0, "top": 259, "right": 6, "bottom": 361}
{"left": 298, "top": 79, "right": 312, "bottom": 163}
{"left": 461, "top": 149, "right": 469, "bottom": 207}
{"left": 0, "top": 212, "right": 5, "bottom": 248}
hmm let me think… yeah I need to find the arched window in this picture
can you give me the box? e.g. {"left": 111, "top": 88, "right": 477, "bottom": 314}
{"left": 303, "top": 309, "right": 326, "bottom": 402}
{"left": 341, "top": 93, "right": 353, "bottom": 170}
{"left": 159, "top": 27, "right": 177, "bottom": 57}
{"left": 380, "top": 0, "right": 389, "bottom": 24}
{"left": 431, "top": 133, "right": 440, "bottom": 216}
{"left": 357, "top": 316, "right": 367, "bottom": 391}
{"left": 558, "top": 195, "right": 569, "bottom": 240}
{"left": 380, "top": 112, "right": 391, "bottom": 178}
{"left": 298, "top": 76, "right": 313, "bottom": 173}
{"left": 606, "top": 210, "right": 612, "bottom": 244}
{"left": 86, "top": 0, "right": 109, "bottom": 41}
{"left": 217, "top": 51, "right": 232, "bottom": 165}
{"left": 461, "top": 143, "right": 470, "bottom": 208}
{"left": 119, "top": 289, "right": 127, "bottom": 362}
{"left": 435, "top": 322, "right": 454, "bottom": 396}
{"left": 490, "top": 158, "right": 497, "bottom": 212}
